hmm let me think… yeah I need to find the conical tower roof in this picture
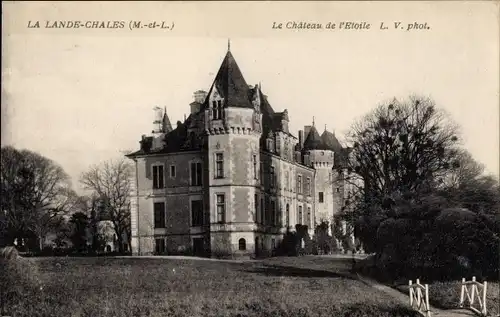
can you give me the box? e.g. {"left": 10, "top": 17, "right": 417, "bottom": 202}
{"left": 205, "top": 47, "right": 253, "bottom": 109}
{"left": 320, "top": 130, "right": 342, "bottom": 152}
{"left": 303, "top": 125, "right": 329, "bottom": 150}
{"left": 162, "top": 107, "right": 173, "bottom": 133}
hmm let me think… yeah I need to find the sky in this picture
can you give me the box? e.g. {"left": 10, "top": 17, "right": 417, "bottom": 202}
{"left": 2, "top": 1, "right": 499, "bottom": 193}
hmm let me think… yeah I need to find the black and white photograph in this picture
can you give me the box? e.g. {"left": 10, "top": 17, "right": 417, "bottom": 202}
{"left": 1, "top": 1, "right": 499, "bottom": 317}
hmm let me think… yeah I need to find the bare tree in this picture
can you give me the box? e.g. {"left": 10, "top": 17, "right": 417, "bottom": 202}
{"left": 441, "top": 149, "right": 484, "bottom": 189}
{"left": 338, "top": 96, "right": 462, "bottom": 251}
{"left": 344, "top": 96, "right": 460, "bottom": 200}
{"left": 80, "top": 158, "right": 132, "bottom": 253}
{"left": 0, "top": 146, "right": 76, "bottom": 250}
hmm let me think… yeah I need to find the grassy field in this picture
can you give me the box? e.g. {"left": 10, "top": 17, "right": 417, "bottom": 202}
{"left": 3, "top": 256, "right": 419, "bottom": 317}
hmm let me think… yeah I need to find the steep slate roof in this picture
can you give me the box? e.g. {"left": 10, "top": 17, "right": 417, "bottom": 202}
{"left": 204, "top": 50, "right": 253, "bottom": 109}
{"left": 303, "top": 125, "right": 329, "bottom": 151}
{"left": 162, "top": 107, "right": 173, "bottom": 133}
{"left": 321, "top": 130, "right": 342, "bottom": 152}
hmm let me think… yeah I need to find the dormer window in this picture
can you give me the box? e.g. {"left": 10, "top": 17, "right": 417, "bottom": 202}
{"left": 267, "top": 139, "right": 274, "bottom": 152}
{"left": 212, "top": 99, "right": 224, "bottom": 120}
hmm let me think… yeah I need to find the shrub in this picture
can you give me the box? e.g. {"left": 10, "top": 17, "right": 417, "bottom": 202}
{"left": 0, "top": 247, "right": 43, "bottom": 315}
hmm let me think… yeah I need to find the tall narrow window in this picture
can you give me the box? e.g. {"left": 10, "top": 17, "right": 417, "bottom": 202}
{"left": 270, "top": 166, "right": 275, "bottom": 188}
{"left": 191, "top": 200, "right": 204, "bottom": 227}
{"left": 307, "top": 207, "right": 311, "bottom": 228}
{"left": 297, "top": 175, "right": 302, "bottom": 194}
{"left": 212, "top": 101, "right": 218, "bottom": 119}
{"left": 319, "top": 192, "right": 324, "bottom": 203}
{"left": 266, "top": 197, "right": 271, "bottom": 225}
{"left": 260, "top": 162, "right": 264, "bottom": 183}
{"left": 170, "top": 165, "right": 176, "bottom": 178}
{"left": 216, "top": 194, "right": 225, "bottom": 223}
{"left": 306, "top": 177, "right": 311, "bottom": 196}
{"left": 254, "top": 194, "right": 259, "bottom": 223}
{"left": 190, "top": 162, "right": 202, "bottom": 186}
{"left": 285, "top": 171, "right": 289, "bottom": 191}
{"left": 215, "top": 153, "right": 224, "bottom": 178}
{"left": 277, "top": 206, "right": 282, "bottom": 227}
{"left": 253, "top": 155, "right": 258, "bottom": 179}
{"left": 298, "top": 205, "right": 303, "bottom": 225}
{"left": 154, "top": 202, "right": 166, "bottom": 228}
{"left": 152, "top": 165, "right": 164, "bottom": 189}
{"left": 270, "top": 200, "right": 276, "bottom": 225}
{"left": 286, "top": 204, "right": 290, "bottom": 227}
{"left": 217, "top": 100, "right": 223, "bottom": 119}
{"left": 260, "top": 197, "right": 264, "bottom": 225}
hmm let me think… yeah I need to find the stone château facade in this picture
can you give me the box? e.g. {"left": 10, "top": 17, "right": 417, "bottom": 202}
{"left": 126, "top": 44, "right": 349, "bottom": 257}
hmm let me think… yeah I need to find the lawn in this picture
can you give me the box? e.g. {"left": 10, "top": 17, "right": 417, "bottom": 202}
{"left": 3, "top": 255, "right": 419, "bottom": 317}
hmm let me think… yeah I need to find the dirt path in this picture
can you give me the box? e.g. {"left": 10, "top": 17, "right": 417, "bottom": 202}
{"left": 355, "top": 273, "right": 477, "bottom": 317}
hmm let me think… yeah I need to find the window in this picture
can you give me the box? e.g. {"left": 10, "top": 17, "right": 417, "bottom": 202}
{"left": 306, "top": 177, "right": 311, "bottom": 196}
{"left": 298, "top": 206, "right": 303, "bottom": 225}
{"left": 271, "top": 200, "right": 276, "bottom": 225}
{"left": 260, "top": 162, "right": 264, "bottom": 183}
{"left": 215, "top": 153, "right": 224, "bottom": 178}
{"left": 285, "top": 171, "right": 289, "bottom": 190}
{"left": 253, "top": 155, "right": 258, "bottom": 179}
{"left": 277, "top": 206, "right": 282, "bottom": 227}
{"left": 270, "top": 166, "right": 275, "bottom": 188}
{"left": 267, "top": 139, "right": 273, "bottom": 152}
{"left": 286, "top": 204, "right": 290, "bottom": 227}
{"left": 260, "top": 197, "right": 265, "bottom": 225}
{"left": 212, "top": 100, "right": 224, "bottom": 120}
{"left": 297, "top": 175, "right": 302, "bottom": 194}
{"left": 190, "top": 162, "right": 202, "bottom": 186}
{"left": 319, "top": 192, "right": 324, "bottom": 203}
{"left": 152, "top": 165, "right": 164, "bottom": 189}
{"left": 217, "top": 100, "right": 223, "bottom": 119}
{"left": 238, "top": 238, "right": 246, "bottom": 251}
{"left": 155, "top": 238, "right": 165, "bottom": 254}
{"left": 307, "top": 207, "right": 311, "bottom": 228}
{"left": 170, "top": 165, "right": 176, "bottom": 178}
{"left": 154, "top": 202, "right": 165, "bottom": 228}
{"left": 216, "top": 194, "right": 225, "bottom": 223}
{"left": 336, "top": 187, "right": 340, "bottom": 193}
{"left": 271, "top": 238, "right": 276, "bottom": 250}
{"left": 191, "top": 200, "right": 204, "bottom": 226}
{"left": 255, "top": 194, "right": 259, "bottom": 223}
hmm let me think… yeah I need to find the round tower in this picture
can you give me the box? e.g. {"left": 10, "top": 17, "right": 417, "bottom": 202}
{"left": 203, "top": 46, "right": 262, "bottom": 258}
{"left": 301, "top": 122, "right": 337, "bottom": 233}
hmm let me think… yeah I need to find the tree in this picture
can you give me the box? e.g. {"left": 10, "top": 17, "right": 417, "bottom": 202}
{"left": 80, "top": 158, "right": 132, "bottom": 254}
{"left": 314, "top": 221, "right": 337, "bottom": 254}
{"left": 441, "top": 149, "right": 484, "bottom": 189}
{"left": 340, "top": 96, "right": 461, "bottom": 253}
{"left": 0, "top": 146, "right": 76, "bottom": 251}
{"left": 69, "top": 212, "right": 90, "bottom": 252}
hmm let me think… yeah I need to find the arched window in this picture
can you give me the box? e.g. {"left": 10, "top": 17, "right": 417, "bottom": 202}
{"left": 238, "top": 238, "right": 246, "bottom": 251}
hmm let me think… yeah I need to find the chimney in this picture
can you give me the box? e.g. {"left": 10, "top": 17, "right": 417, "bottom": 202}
{"left": 152, "top": 106, "right": 163, "bottom": 133}
{"left": 304, "top": 125, "right": 312, "bottom": 138}
{"left": 191, "top": 90, "right": 206, "bottom": 114}
{"left": 298, "top": 130, "right": 304, "bottom": 149}
{"left": 194, "top": 90, "right": 207, "bottom": 104}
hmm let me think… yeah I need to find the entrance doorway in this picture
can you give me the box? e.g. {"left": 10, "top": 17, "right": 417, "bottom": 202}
{"left": 192, "top": 238, "right": 204, "bottom": 257}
